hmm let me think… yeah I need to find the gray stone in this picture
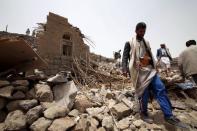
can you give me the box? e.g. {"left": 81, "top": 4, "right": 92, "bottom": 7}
{"left": 171, "top": 100, "right": 187, "bottom": 110}
{"left": 88, "top": 126, "right": 97, "bottom": 131}
{"left": 116, "top": 93, "right": 126, "bottom": 102}
{"left": 26, "top": 105, "right": 43, "bottom": 125}
{"left": 48, "top": 117, "right": 76, "bottom": 131}
{"left": 0, "top": 110, "right": 7, "bottom": 123}
{"left": 47, "top": 73, "right": 68, "bottom": 83}
{"left": 86, "top": 106, "right": 108, "bottom": 116}
{"left": 12, "top": 80, "right": 29, "bottom": 86}
{"left": 0, "top": 98, "right": 6, "bottom": 110}
{"left": 139, "top": 127, "right": 148, "bottom": 131}
{"left": 97, "top": 127, "right": 106, "bottom": 131}
{"left": 92, "top": 113, "right": 104, "bottom": 122}
{"left": 192, "top": 104, "right": 197, "bottom": 111}
{"left": 122, "top": 89, "right": 135, "bottom": 98}
{"left": 90, "top": 88, "right": 99, "bottom": 94}
{"left": 117, "top": 117, "right": 132, "bottom": 130}
{"left": 11, "top": 91, "right": 26, "bottom": 99}
{"left": 52, "top": 81, "right": 78, "bottom": 110}
{"left": 121, "top": 97, "right": 134, "bottom": 110}
{"left": 106, "top": 90, "right": 114, "bottom": 99}
{"left": 102, "top": 116, "right": 113, "bottom": 131}
{"left": 44, "top": 105, "right": 69, "bottom": 119}
{"left": 130, "top": 124, "right": 137, "bottom": 131}
{"left": 7, "top": 99, "right": 38, "bottom": 112}
{"left": 5, "top": 110, "right": 27, "bottom": 130}
{"left": 6, "top": 100, "right": 21, "bottom": 111}
{"left": 146, "top": 123, "right": 162, "bottom": 130}
{"left": 25, "top": 88, "right": 36, "bottom": 99}
{"left": 107, "top": 99, "right": 116, "bottom": 109}
{"left": 86, "top": 117, "right": 99, "bottom": 129}
{"left": 14, "top": 86, "right": 29, "bottom": 92}
{"left": 187, "top": 102, "right": 197, "bottom": 111}
{"left": 133, "top": 119, "right": 144, "bottom": 128}
{"left": 74, "top": 117, "right": 88, "bottom": 131}
{"left": 0, "top": 86, "right": 14, "bottom": 98}
{"left": 100, "top": 86, "right": 107, "bottom": 97}
{"left": 122, "top": 129, "right": 132, "bottom": 131}
{"left": 189, "top": 111, "right": 197, "bottom": 127}
{"left": 151, "top": 100, "right": 160, "bottom": 110}
{"left": 0, "top": 123, "right": 6, "bottom": 131}
{"left": 0, "top": 80, "right": 10, "bottom": 87}
{"left": 74, "top": 95, "right": 93, "bottom": 113}
{"left": 68, "top": 109, "right": 79, "bottom": 117}
{"left": 35, "top": 84, "right": 53, "bottom": 102}
{"left": 19, "top": 99, "right": 38, "bottom": 111}
{"left": 30, "top": 117, "right": 52, "bottom": 131}
{"left": 111, "top": 103, "right": 131, "bottom": 120}
{"left": 40, "top": 102, "right": 56, "bottom": 110}
{"left": 113, "top": 126, "right": 119, "bottom": 131}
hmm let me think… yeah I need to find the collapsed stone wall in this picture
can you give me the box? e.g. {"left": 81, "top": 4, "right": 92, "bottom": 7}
{"left": 37, "top": 12, "right": 90, "bottom": 76}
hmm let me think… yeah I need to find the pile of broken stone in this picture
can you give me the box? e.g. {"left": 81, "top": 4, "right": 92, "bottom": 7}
{"left": 159, "top": 70, "right": 183, "bottom": 87}
{"left": 0, "top": 72, "right": 197, "bottom": 131}
{"left": 0, "top": 72, "right": 79, "bottom": 131}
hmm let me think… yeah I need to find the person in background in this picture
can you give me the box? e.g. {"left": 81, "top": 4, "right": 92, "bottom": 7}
{"left": 156, "top": 44, "right": 172, "bottom": 76}
{"left": 178, "top": 40, "right": 197, "bottom": 85}
{"left": 114, "top": 50, "right": 122, "bottom": 68}
{"left": 122, "top": 22, "right": 187, "bottom": 128}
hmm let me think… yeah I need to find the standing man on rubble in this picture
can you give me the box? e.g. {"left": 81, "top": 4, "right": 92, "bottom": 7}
{"left": 122, "top": 22, "right": 186, "bottom": 127}
{"left": 156, "top": 44, "right": 172, "bottom": 76}
{"left": 178, "top": 40, "right": 197, "bottom": 84}
{"left": 114, "top": 50, "right": 122, "bottom": 68}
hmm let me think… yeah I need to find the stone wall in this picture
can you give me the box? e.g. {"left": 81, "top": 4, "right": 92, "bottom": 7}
{"left": 37, "top": 12, "right": 90, "bottom": 75}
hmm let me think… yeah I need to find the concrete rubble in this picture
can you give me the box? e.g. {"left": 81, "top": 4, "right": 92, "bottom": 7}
{"left": 0, "top": 61, "right": 196, "bottom": 131}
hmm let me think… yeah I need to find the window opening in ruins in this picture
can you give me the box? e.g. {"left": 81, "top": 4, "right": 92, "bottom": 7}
{"left": 62, "top": 33, "right": 72, "bottom": 56}
{"left": 63, "top": 44, "right": 72, "bottom": 56}
{"left": 63, "top": 33, "right": 71, "bottom": 41}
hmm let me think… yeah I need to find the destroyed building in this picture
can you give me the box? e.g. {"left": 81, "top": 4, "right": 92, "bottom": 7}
{"left": 0, "top": 12, "right": 90, "bottom": 76}
{"left": 37, "top": 12, "right": 90, "bottom": 75}
{"left": 0, "top": 12, "right": 197, "bottom": 130}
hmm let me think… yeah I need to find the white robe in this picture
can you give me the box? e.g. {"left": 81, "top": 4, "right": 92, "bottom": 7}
{"left": 129, "top": 36, "right": 157, "bottom": 98}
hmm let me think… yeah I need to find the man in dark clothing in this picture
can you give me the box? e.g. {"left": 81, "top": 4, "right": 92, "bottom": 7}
{"left": 114, "top": 50, "right": 122, "bottom": 68}
{"left": 122, "top": 41, "right": 130, "bottom": 77}
{"left": 114, "top": 50, "right": 122, "bottom": 60}
{"left": 156, "top": 44, "right": 172, "bottom": 76}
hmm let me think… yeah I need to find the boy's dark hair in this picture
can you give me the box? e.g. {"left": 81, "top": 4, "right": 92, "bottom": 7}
{"left": 186, "top": 40, "right": 196, "bottom": 47}
{"left": 136, "top": 22, "right": 146, "bottom": 31}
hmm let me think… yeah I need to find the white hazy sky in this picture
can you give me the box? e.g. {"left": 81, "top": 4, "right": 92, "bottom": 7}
{"left": 1, "top": 0, "right": 197, "bottom": 58}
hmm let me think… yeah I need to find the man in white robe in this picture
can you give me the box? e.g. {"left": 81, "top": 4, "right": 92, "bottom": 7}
{"left": 156, "top": 44, "right": 172, "bottom": 76}
{"left": 122, "top": 22, "right": 186, "bottom": 128}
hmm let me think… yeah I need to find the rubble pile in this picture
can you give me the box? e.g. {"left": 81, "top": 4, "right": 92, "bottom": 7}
{"left": 0, "top": 31, "right": 37, "bottom": 49}
{"left": 90, "top": 52, "right": 115, "bottom": 63}
{"left": 159, "top": 69, "right": 183, "bottom": 87}
{"left": 76, "top": 85, "right": 197, "bottom": 131}
{"left": 98, "top": 62, "right": 122, "bottom": 77}
{"left": 0, "top": 72, "right": 78, "bottom": 131}
{"left": 0, "top": 73, "right": 197, "bottom": 131}
{"left": 71, "top": 58, "right": 123, "bottom": 88}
